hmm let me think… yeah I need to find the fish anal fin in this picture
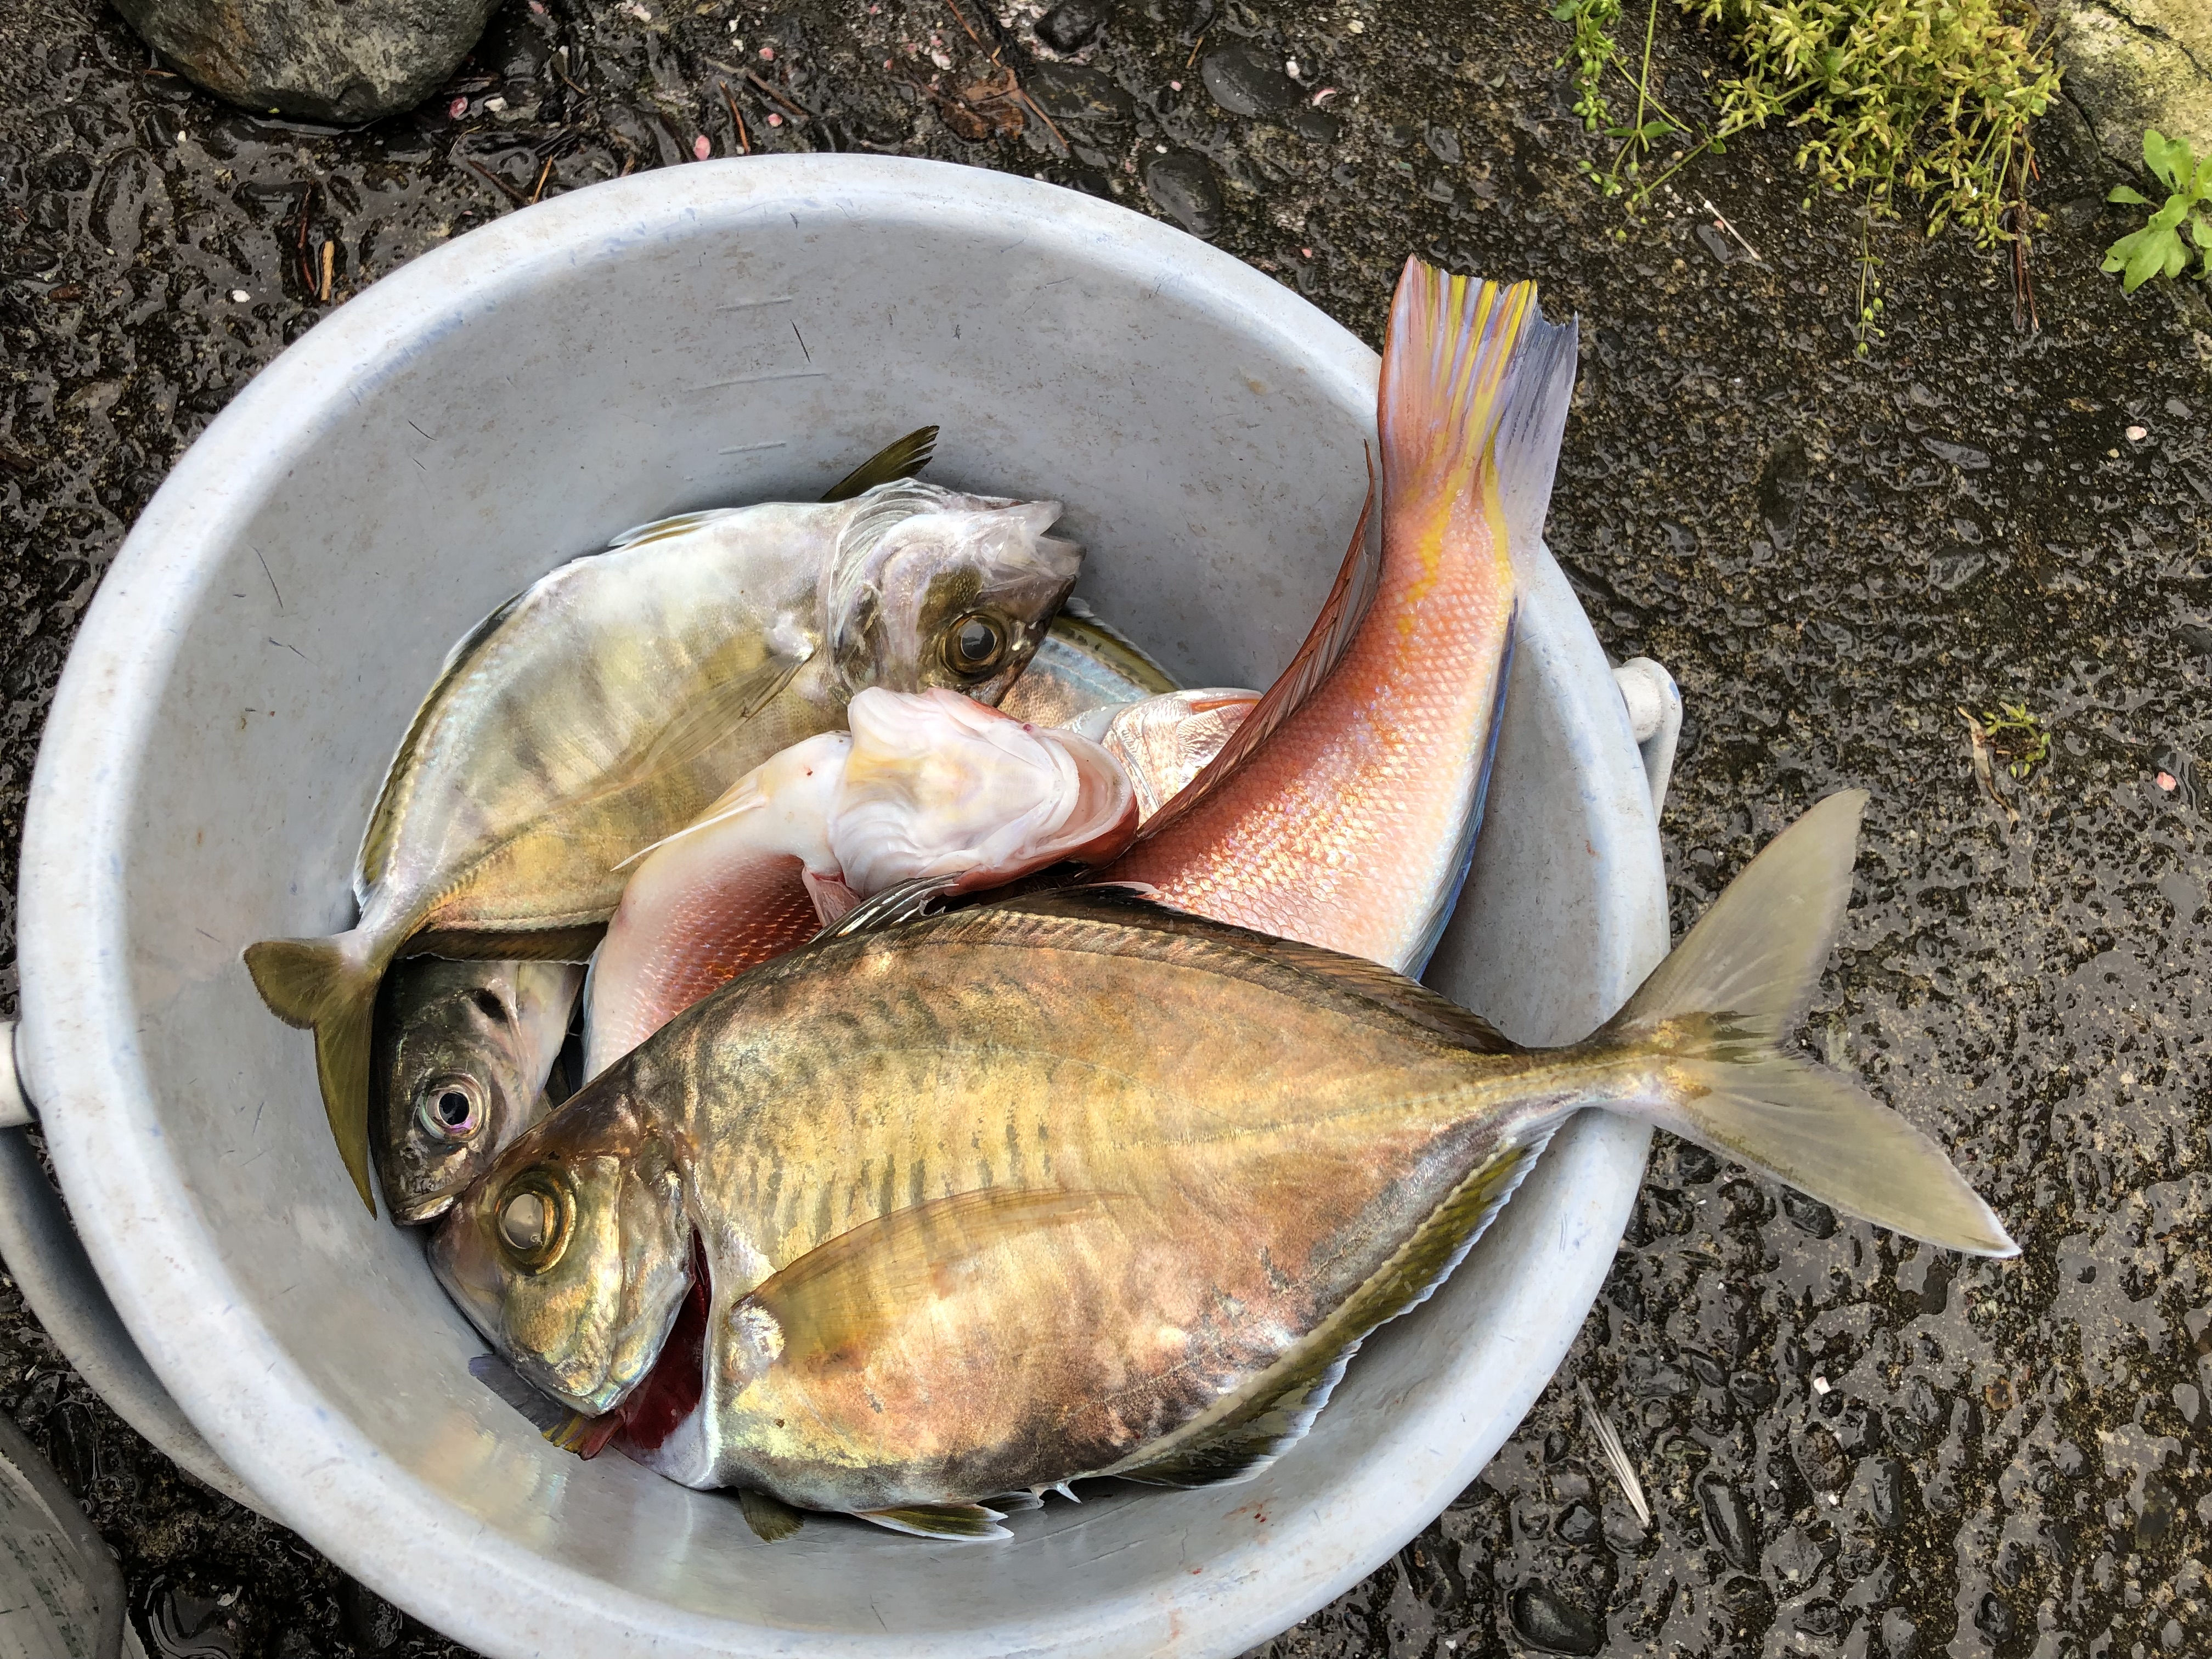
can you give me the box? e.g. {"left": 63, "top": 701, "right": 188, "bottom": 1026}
{"left": 820, "top": 426, "right": 940, "bottom": 503}
{"left": 854, "top": 1502, "right": 1010, "bottom": 1541}
{"left": 359, "top": 592, "right": 526, "bottom": 892}
{"left": 739, "top": 1488, "right": 805, "bottom": 1542}
{"left": 1133, "top": 454, "right": 1379, "bottom": 843}
{"left": 1105, "top": 1135, "right": 1550, "bottom": 1488}
{"left": 989, "top": 887, "right": 1520, "bottom": 1056}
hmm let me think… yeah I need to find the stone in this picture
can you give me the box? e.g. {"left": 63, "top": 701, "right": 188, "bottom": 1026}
{"left": 1508, "top": 1583, "right": 1601, "bottom": 1656}
{"left": 111, "top": 0, "right": 502, "bottom": 125}
{"left": 1143, "top": 151, "right": 1223, "bottom": 238}
{"left": 1201, "top": 46, "right": 1300, "bottom": 118}
{"left": 2044, "top": 0, "right": 2212, "bottom": 173}
{"left": 1036, "top": 0, "right": 1110, "bottom": 53}
{"left": 1289, "top": 106, "right": 1342, "bottom": 144}
{"left": 1779, "top": 1184, "right": 1837, "bottom": 1237}
{"left": 1024, "top": 61, "right": 1134, "bottom": 126}
{"left": 1696, "top": 1472, "right": 1758, "bottom": 1570}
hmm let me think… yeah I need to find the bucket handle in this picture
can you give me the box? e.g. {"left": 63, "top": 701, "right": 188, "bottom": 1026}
{"left": 1612, "top": 658, "right": 1681, "bottom": 818}
{"left": 0, "top": 1024, "right": 268, "bottom": 1516}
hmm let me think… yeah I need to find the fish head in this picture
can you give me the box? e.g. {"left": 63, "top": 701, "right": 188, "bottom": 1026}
{"left": 830, "top": 687, "right": 1137, "bottom": 893}
{"left": 429, "top": 1081, "right": 692, "bottom": 1416}
{"left": 825, "top": 488, "right": 1081, "bottom": 707}
{"left": 374, "top": 960, "right": 583, "bottom": 1225}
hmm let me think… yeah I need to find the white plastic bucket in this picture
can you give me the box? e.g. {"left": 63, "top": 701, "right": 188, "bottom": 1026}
{"left": 11, "top": 157, "right": 1672, "bottom": 1659}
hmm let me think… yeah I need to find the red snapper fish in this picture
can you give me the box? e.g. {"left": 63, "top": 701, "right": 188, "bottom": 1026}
{"left": 1107, "top": 256, "right": 1578, "bottom": 975}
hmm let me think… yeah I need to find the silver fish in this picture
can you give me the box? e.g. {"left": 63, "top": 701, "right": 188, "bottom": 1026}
{"left": 247, "top": 467, "right": 1081, "bottom": 1211}
{"left": 373, "top": 959, "right": 584, "bottom": 1224}
{"left": 432, "top": 793, "right": 2014, "bottom": 1538}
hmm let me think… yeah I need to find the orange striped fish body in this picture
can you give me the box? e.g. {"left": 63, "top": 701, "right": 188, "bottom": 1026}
{"left": 1110, "top": 261, "right": 1577, "bottom": 974}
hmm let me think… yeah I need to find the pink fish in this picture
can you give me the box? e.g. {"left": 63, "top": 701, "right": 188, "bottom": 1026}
{"left": 1107, "top": 257, "right": 1577, "bottom": 973}
{"left": 582, "top": 688, "right": 1136, "bottom": 1077}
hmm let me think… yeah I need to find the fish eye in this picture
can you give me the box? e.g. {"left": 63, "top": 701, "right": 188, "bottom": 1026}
{"left": 943, "top": 612, "right": 1008, "bottom": 678}
{"left": 416, "top": 1074, "right": 486, "bottom": 1142}
{"left": 494, "top": 1171, "right": 573, "bottom": 1274}
{"left": 470, "top": 988, "right": 507, "bottom": 1023}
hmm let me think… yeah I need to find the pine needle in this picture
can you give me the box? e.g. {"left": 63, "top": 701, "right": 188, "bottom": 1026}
{"left": 1578, "top": 1380, "right": 1653, "bottom": 1531}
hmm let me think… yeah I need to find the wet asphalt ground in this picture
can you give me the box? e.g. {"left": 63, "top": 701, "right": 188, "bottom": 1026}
{"left": 0, "top": 0, "right": 2207, "bottom": 1654}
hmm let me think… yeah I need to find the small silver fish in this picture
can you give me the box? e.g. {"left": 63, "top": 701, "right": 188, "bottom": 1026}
{"left": 373, "top": 959, "right": 584, "bottom": 1224}
{"left": 996, "top": 605, "right": 1179, "bottom": 727}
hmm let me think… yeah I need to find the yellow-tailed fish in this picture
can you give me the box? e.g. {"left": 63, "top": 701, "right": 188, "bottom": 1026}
{"left": 372, "top": 959, "right": 584, "bottom": 1224}
{"left": 1109, "top": 257, "right": 1576, "bottom": 975}
{"left": 580, "top": 687, "right": 1136, "bottom": 1080}
{"left": 247, "top": 444, "right": 1082, "bottom": 1210}
{"left": 432, "top": 793, "right": 2016, "bottom": 1539}
{"left": 996, "top": 600, "right": 1179, "bottom": 727}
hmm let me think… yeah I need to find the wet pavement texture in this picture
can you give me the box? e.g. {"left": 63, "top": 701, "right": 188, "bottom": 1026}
{"left": 0, "top": 0, "right": 2207, "bottom": 1655}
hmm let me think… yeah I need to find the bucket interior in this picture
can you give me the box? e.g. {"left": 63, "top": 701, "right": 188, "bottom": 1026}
{"left": 25, "top": 161, "right": 1663, "bottom": 1659}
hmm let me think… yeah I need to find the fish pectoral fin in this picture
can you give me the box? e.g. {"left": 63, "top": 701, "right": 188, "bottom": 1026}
{"left": 819, "top": 426, "right": 939, "bottom": 503}
{"left": 854, "top": 1503, "right": 1011, "bottom": 1542}
{"left": 1114, "top": 1136, "right": 1551, "bottom": 1489}
{"left": 738, "top": 1488, "right": 805, "bottom": 1543}
{"left": 753, "top": 1188, "right": 1126, "bottom": 1365}
{"left": 625, "top": 647, "right": 816, "bottom": 782}
{"left": 990, "top": 885, "right": 1520, "bottom": 1055}
{"left": 809, "top": 872, "right": 962, "bottom": 941}
{"left": 1132, "top": 454, "right": 1380, "bottom": 844}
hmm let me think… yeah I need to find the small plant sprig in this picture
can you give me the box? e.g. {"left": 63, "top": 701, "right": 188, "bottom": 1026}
{"left": 2103, "top": 129, "right": 2212, "bottom": 292}
{"left": 1963, "top": 702, "right": 2051, "bottom": 780}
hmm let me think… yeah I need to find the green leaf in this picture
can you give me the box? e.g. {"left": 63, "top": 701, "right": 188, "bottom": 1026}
{"left": 2124, "top": 227, "right": 2179, "bottom": 291}
{"left": 2191, "top": 211, "right": 2212, "bottom": 251}
{"left": 2144, "top": 129, "right": 2191, "bottom": 191}
{"left": 2107, "top": 185, "right": 2151, "bottom": 205}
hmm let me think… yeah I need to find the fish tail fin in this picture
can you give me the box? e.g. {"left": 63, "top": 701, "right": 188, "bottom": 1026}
{"left": 1592, "top": 791, "right": 2018, "bottom": 1257}
{"left": 1379, "top": 257, "right": 1578, "bottom": 574}
{"left": 243, "top": 932, "right": 383, "bottom": 1214}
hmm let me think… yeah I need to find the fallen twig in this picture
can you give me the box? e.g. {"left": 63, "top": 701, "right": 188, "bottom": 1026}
{"left": 528, "top": 156, "right": 555, "bottom": 204}
{"left": 720, "top": 79, "right": 752, "bottom": 154}
{"left": 1699, "top": 195, "right": 1762, "bottom": 264}
{"left": 317, "top": 238, "right": 334, "bottom": 302}
{"left": 745, "top": 70, "right": 811, "bottom": 126}
{"left": 459, "top": 154, "right": 528, "bottom": 207}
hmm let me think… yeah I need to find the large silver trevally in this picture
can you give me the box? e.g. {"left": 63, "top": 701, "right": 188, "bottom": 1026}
{"left": 373, "top": 958, "right": 584, "bottom": 1225}
{"left": 247, "top": 466, "right": 1081, "bottom": 1210}
{"left": 433, "top": 793, "right": 2015, "bottom": 1539}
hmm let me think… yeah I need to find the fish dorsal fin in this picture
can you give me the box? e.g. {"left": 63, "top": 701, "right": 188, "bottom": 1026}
{"left": 605, "top": 509, "right": 747, "bottom": 551}
{"left": 739, "top": 1488, "right": 805, "bottom": 1542}
{"left": 749, "top": 1188, "right": 1125, "bottom": 1367}
{"left": 820, "top": 426, "right": 939, "bottom": 503}
{"left": 855, "top": 1503, "right": 1011, "bottom": 1541}
{"left": 984, "top": 886, "right": 1519, "bottom": 1056}
{"left": 1132, "top": 454, "right": 1379, "bottom": 843}
{"left": 811, "top": 873, "right": 964, "bottom": 940}
{"left": 1109, "top": 1129, "right": 1553, "bottom": 1489}
{"left": 401, "top": 924, "right": 608, "bottom": 963}
{"left": 359, "top": 591, "right": 528, "bottom": 893}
